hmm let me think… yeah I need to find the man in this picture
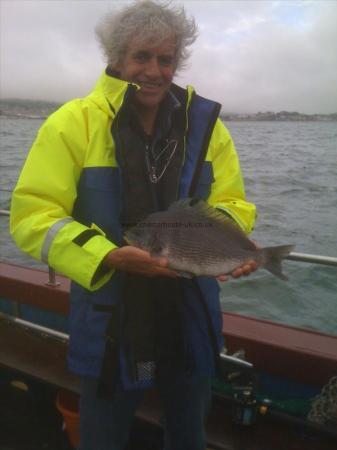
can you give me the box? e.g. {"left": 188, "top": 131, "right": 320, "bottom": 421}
{"left": 10, "top": 1, "right": 257, "bottom": 449}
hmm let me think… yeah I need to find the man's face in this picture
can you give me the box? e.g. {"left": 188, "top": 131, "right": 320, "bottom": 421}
{"left": 116, "top": 35, "right": 176, "bottom": 111}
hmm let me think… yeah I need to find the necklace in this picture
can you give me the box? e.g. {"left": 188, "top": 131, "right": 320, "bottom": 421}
{"left": 145, "top": 139, "right": 178, "bottom": 183}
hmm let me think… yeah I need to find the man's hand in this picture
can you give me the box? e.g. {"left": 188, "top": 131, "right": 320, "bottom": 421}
{"left": 216, "top": 260, "right": 259, "bottom": 282}
{"left": 216, "top": 240, "right": 260, "bottom": 282}
{"left": 104, "top": 246, "right": 178, "bottom": 278}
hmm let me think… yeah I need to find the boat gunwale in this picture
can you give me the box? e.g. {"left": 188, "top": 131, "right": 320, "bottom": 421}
{"left": 1, "top": 261, "right": 336, "bottom": 387}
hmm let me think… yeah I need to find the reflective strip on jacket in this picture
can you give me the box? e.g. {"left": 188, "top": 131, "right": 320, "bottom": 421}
{"left": 10, "top": 71, "right": 257, "bottom": 388}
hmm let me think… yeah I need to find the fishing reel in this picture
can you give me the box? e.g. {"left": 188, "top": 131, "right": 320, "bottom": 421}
{"left": 218, "top": 352, "right": 337, "bottom": 440}
{"left": 219, "top": 350, "right": 260, "bottom": 426}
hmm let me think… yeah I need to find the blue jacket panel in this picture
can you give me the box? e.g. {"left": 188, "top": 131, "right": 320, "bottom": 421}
{"left": 67, "top": 89, "right": 224, "bottom": 389}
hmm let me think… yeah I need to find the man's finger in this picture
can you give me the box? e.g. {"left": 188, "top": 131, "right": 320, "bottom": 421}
{"left": 151, "top": 257, "right": 169, "bottom": 268}
{"left": 231, "top": 267, "right": 243, "bottom": 278}
{"left": 217, "top": 274, "right": 229, "bottom": 282}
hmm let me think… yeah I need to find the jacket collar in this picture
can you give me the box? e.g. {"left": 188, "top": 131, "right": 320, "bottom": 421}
{"left": 87, "top": 68, "right": 139, "bottom": 118}
{"left": 87, "top": 67, "right": 195, "bottom": 118}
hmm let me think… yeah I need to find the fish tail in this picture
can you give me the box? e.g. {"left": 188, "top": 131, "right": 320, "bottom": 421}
{"left": 262, "top": 245, "right": 295, "bottom": 281}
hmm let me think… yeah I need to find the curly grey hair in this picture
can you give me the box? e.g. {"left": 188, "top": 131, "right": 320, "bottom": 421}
{"left": 95, "top": 0, "right": 198, "bottom": 71}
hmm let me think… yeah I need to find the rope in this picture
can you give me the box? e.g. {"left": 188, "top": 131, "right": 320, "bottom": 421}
{"left": 307, "top": 376, "right": 337, "bottom": 425}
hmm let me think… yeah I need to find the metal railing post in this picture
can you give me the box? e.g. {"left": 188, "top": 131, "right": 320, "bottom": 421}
{"left": 45, "top": 266, "right": 60, "bottom": 287}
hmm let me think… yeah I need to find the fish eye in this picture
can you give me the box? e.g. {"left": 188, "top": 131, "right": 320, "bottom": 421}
{"left": 150, "top": 235, "right": 163, "bottom": 254}
{"left": 151, "top": 242, "right": 163, "bottom": 254}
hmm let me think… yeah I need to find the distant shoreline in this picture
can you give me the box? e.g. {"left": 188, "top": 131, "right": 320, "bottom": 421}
{"left": 1, "top": 98, "right": 336, "bottom": 122}
{"left": 2, "top": 113, "right": 336, "bottom": 122}
{"left": 221, "top": 111, "right": 337, "bottom": 122}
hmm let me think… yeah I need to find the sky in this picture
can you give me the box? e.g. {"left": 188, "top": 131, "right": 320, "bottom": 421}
{"left": 1, "top": 0, "right": 337, "bottom": 114}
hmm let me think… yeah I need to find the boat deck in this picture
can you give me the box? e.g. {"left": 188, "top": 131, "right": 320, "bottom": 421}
{"left": 139, "top": 391, "right": 337, "bottom": 450}
{"left": 0, "top": 317, "right": 336, "bottom": 450}
{"left": 1, "top": 376, "right": 336, "bottom": 450}
{"left": 1, "top": 262, "right": 337, "bottom": 449}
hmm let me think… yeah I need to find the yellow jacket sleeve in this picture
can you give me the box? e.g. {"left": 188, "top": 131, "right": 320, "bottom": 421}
{"left": 10, "top": 102, "right": 117, "bottom": 290}
{"left": 207, "top": 119, "right": 257, "bottom": 233}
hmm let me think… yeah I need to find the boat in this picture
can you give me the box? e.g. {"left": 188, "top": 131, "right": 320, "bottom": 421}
{"left": 0, "top": 257, "right": 336, "bottom": 450}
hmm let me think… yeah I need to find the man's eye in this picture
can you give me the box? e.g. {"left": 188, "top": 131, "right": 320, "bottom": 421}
{"left": 134, "top": 52, "right": 149, "bottom": 63}
{"left": 158, "top": 56, "right": 174, "bottom": 66}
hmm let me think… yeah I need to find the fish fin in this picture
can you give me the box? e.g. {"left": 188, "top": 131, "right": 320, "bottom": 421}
{"left": 263, "top": 245, "right": 295, "bottom": 281}
{"left": 168, "top": 198, "right": 252, "bottom": 242}
{"left": 191, "top": 200, "right": 256, "bottom": 248}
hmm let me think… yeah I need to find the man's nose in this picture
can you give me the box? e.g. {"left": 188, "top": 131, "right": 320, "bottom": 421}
{"left": 144, "top": 57, "right": 161, "bottom": 78}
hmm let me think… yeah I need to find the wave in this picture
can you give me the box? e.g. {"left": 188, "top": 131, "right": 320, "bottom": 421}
{"left": 1, "top": 113, "right": 47, "bottom": 120}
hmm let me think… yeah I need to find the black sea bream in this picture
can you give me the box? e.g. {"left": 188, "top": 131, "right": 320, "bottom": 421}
{"left": 124, "top": 199, "right": 294, "bottom": 280}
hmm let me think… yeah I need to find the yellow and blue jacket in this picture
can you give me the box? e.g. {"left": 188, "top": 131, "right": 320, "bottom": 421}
{"left": 10, "top": 71, "right": 256, "bottom": 388}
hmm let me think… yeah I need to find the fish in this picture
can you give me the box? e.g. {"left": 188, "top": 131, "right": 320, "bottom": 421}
{"left": 124, "top": 199, "right": 295, "bottom": 280}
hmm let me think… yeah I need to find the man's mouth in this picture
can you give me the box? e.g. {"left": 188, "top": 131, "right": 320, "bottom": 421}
{"left": 139, "top": 81, "right": 162, "bottom": 92}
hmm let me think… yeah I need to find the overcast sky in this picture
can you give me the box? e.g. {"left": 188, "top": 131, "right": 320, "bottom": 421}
{"left": 1, "top": 0, "right": 336, "bottom": 114}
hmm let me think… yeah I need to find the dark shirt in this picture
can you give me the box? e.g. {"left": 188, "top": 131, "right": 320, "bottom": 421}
{"left": 120, "top": 90, "right": 184, "bottom": 218}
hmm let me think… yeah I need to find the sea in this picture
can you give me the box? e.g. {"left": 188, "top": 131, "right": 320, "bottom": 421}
{"left": 1, "top": 116, "right": 336, "bottom": 336}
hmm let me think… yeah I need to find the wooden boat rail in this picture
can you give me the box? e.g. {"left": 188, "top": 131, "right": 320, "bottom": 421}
{"left": 1, "top": 261, "right": 336, "bottom": 388}
{"left": 1, "top": 261, "right": 337, "bottom": 449}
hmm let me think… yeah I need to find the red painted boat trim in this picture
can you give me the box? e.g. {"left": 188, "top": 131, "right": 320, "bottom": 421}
{"left": 0, "top": 262, "right": 70, "bottom": 315}
{"left": 1, "top": 262, "right": 336, "bottom": 386}
{"left": 222, "top": 313, "right": 337, "bottom": 386}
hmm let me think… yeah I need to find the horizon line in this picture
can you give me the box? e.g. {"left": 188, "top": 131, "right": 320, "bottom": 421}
{"left": 0, "top": 97, "right": 336, "bottom": 116}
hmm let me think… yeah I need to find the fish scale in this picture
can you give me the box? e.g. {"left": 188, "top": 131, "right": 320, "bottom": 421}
{"left": 125, "top": 199, "right": 294, "bottom": 280}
